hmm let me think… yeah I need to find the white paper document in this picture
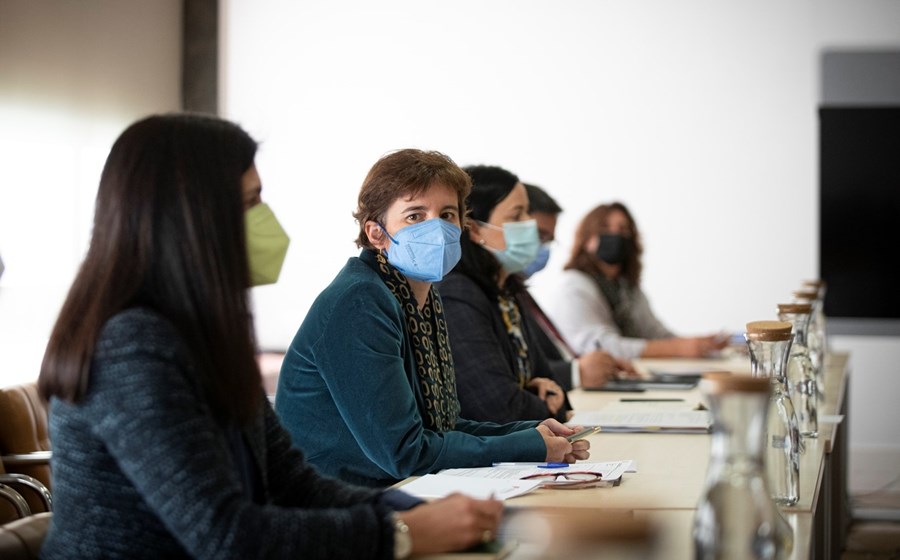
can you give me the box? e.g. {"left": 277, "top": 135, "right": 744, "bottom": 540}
{"left": 567, "top": 410, "right": 712, "bottom": 433}
{"left": 400, "top": 460, "right": 635, "bottom": 499}
{"left": 441, "top": 461, "right": 631, "bottom": 481}
{"left": 399, "top": 473, "right": 543, "bottom": 500}
{"left": 438, "top": 460, "right": 632, "bottom": 489}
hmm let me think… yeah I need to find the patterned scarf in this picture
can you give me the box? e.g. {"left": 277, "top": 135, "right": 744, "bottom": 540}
{"left": 497, "top": 292, "right": 532, "bottom": 388}
{"left": 372, "top": 251, "right": 459, "bottom": 431}
{"left": 591, "top": 273, "right": 641, "bottom": 338}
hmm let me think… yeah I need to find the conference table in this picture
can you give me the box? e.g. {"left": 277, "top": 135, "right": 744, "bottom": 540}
{"left": 408, "top": 350, "right": 850, "bottom": 560}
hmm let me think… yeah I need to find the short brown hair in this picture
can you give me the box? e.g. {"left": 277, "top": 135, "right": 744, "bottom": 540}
{"left": 353, "top": 149, "right": 472, "bottom": 249}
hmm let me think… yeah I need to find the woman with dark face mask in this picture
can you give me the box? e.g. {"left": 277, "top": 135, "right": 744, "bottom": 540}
{"left": 542, "top": 202, "right": 729, "bottom": 361}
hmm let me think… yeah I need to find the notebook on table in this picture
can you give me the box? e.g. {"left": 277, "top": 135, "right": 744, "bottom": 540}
{"left": 567, "top": 409, "right": 712, "bottom": 434}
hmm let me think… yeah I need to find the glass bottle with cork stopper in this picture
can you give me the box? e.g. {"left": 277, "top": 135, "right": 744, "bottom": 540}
{"left": 801, "top": 279, "right": 828, "bottom": 353}
{"left": 777, "top": 302, "right": 819, "bottom": 439}
{"left": 693, "top": 372, "right": 794, "bottom": 560}
{"left": 744, "top": 321, "right": 801, "bottom": 506}
{"left": 794, "top": 283, "right": 827, "bottom": 400}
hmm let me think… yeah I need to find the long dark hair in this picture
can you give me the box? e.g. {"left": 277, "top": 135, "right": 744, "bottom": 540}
{"left": 455, "top": 165, "right": 526, "bottom": 296}
{"left": 564, "top": 201, "right": 643, "bottom": 287}
{"left": 39, "top": 113, "right": 262, "bottom": 425}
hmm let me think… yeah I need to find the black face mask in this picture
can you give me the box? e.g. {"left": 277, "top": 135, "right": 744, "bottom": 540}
{"left": 596, "top": 234, "right": 631, "bottom": 265}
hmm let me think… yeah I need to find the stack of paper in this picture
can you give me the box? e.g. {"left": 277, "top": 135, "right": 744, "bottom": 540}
{"left": 442, "top": 461, "right": 631, "bottom": 484}
{"left": 568, "top": 410, "right": 712, "bottom": 434}
{"left": 398, "top": 473, "right": 543, "bottom": 501}
{"left": 402, "top": 460, "right": 635, "bottom": 500}
{"left": 399, "top": 461, "right": 635, "bottom": 500}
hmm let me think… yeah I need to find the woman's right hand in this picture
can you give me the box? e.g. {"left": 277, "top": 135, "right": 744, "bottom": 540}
{"left": 677, "top": 335, "right": 730, "bottom": 358}
{"left": 577, "top": 350, "right": 621, "bottom": 387}
{"left": 397, "top": 493, "right": 503, "bottom": 555}
{"left": 526, "top": 377, "right": 565, "bottom": 414}
{"left": 536, "top": 423, "right": 573, "bottom": 462}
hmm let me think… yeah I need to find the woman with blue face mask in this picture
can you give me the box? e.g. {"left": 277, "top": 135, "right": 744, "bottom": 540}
{"left": 437, "top": 165, "right": 574, "bottom": 424}
{"left": 275, "top": 149, "right": 588, "bottom": 498}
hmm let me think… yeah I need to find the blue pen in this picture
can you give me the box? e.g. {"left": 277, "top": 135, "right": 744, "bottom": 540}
{"left": 537, "top": 462, "right": 569, "bottom": 469}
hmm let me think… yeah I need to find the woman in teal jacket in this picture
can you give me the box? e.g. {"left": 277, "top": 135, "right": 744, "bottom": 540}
{"left": 275, "top": 149, "right": 588, "bottom": 488}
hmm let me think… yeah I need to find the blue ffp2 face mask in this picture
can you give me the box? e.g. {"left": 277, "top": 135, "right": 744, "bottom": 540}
{"left": 481, "top": 219, "right": 541, "bottom": 274}
{"left": 381, "top": 218, "right": 462, "bottom": 282}
{"left": 523, "top": 243, "right": 552, "bottom": 278}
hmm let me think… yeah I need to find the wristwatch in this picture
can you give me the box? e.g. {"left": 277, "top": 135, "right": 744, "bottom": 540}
{"left": 391, "top": 512, "right": 412, "bottom": 559}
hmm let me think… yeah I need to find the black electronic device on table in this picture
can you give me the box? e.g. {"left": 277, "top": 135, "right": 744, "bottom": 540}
{"left": 586, "top": 370, "right": 702, "bottom": 392}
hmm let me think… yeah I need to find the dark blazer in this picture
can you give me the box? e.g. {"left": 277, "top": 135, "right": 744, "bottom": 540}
{"left": 438, "top": 271, "right": 572, "bottom": 424}
{"left": 519, "top": 288, "right": 576, "bottom": 392}
{"left": 42, "top": 308, "right": 397, "bottom": 560}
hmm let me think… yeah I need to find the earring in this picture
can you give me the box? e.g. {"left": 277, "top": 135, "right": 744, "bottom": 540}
{"left": 479, "top": 239, "right": 486, "bottom": 245}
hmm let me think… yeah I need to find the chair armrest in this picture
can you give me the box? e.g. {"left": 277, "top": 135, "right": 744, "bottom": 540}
{"left": 0, "top": 484, "right": 31, "bottom": 519}
{"left": 0, "top": 475, "right": 51, "bottom": 513}
{"left": 0, "top": 452, "right": 51, "bottom": 467}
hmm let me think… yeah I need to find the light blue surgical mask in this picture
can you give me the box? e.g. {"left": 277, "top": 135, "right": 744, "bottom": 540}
{"left": 380, "top": 218, "right": 462, "bottom": 282}
{"left": 523, "top": 242, "right": 552, "bottom": 278}
{"left": 479, "top": 219, "right": 541, "bottom": 274}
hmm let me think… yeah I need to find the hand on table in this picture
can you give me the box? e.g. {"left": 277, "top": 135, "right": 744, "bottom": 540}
{"left": 527, "top": 377, "right": 565, "bottom": 414}
{"left": 680, "top": 334, "right": 731, "bottom": 358}
{"left": 578, "top": 351, "right": 639, "bottom": 387}
{"left": 537, "top": 419, "right": 591, "bottom": 463}
{"left": 398, "top": 493, "right": 503, "bottom": 555}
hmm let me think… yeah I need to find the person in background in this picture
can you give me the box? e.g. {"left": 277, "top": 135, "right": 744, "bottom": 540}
{"left": 439, "top": 165, "right": 572, "bottom": 424}
{"left": 542, "top": 201, "right": 729, "bottom": 360}
{"left": 37, "top": 115, "right": 505, "bottom": 560}
{"left": 275, "top": 149, "right": 587, "bottom": 490}
{"left": 519, "top": 183, "right": 636, "bottom": 391}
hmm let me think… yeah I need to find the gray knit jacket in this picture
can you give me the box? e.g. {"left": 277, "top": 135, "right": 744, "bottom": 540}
{"left": 40, "top": 307, "right": 395, "bottom": 559}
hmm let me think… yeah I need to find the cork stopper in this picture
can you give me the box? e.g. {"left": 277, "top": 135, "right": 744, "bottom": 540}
{"left": 745, "top": 320, "right": 792, "bottom": 341}
{"left": 700, "top": 371, "right": 769, "bottom": 394}
{"left": 777, "top": 303, "right": 812, "bottom": 315}
{"left": 802, "top": 279, "right": 826, "bottom": 289}
{"left": 793, "top": 289, "right": 818, "bottom": 301}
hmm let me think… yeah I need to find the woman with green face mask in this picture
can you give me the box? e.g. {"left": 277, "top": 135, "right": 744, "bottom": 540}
{"left": 37, "top": 114, "right": 509, "bottom": 560}
{"left": 437, "top": 165, "right": 574, "bottom": 425}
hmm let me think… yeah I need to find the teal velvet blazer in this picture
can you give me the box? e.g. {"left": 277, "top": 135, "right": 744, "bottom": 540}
{"left": 275, "top": 250, "right": 545, "bottom": 487}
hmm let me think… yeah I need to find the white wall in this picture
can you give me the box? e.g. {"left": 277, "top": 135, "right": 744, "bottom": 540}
{"left": 223, "top": 0, "right": 821, "bottom": 349}
{"left": 220, "top": 0, "right": 900, "bottom": 481}
{"left": 0, "top": 0, "right": 182, "bottom": 385}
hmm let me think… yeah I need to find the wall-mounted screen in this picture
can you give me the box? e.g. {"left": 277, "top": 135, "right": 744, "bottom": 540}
{"left": 819, "top": 107, "right": 900, "bottom": 319}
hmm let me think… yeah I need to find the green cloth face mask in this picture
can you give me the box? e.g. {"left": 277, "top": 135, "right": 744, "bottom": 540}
{"left": 245, "top": 203, "right": 290, "bottom": 286}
